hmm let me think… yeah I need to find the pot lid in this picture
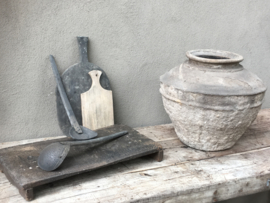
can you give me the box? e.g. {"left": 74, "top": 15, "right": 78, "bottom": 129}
{"left": 160, "top": 50, "right": 267, "bottom": 96}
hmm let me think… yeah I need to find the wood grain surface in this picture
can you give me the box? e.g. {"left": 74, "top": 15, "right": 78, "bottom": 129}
{"left": 81, "top": 70, "right": 114, "bottom": 130}
{"left": 0, "top": 125, "right": 162, "bottom": 201}
{"left": 1, "top": 109, "right": 270, "bottom": 202}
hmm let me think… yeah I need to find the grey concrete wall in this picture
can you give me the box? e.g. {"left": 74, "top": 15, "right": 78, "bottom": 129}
{"left": 0, "top": 0, "right": 270, "bottom": 144}
{"left": 1, "top": 1, "right": 270, "bottom": 202}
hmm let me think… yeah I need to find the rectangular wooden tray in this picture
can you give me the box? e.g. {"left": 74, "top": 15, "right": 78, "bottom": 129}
{"left": 0, "top": 125, "right": 163, "bottom": 201}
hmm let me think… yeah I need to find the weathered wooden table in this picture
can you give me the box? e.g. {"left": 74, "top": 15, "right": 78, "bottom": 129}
{"left": 1, "top": 109, "right": 270, "bottom": 203}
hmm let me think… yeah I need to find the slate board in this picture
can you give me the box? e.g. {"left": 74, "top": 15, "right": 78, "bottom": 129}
{"left": 0, "top": 125, "right": 163, "bottom": 201}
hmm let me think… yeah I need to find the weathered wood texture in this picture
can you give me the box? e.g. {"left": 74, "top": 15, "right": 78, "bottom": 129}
{"left": 81, "top": 70, "right": 114, "bottom": 130}
{"left": 0, "top": 125, "right": 162, "bottom": 201}
{"left": 1, "top": 109, "right": 270, "bottom": 203}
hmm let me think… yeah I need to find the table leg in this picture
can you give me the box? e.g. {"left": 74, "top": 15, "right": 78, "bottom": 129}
{"left": 19, "top": 187, "right": 34, "bottom": 201}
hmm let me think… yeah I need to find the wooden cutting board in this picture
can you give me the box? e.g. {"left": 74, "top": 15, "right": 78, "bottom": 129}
{"left": 81, "top": 70, "right": 114, "bottom": 130}
{"left": 56, "top": 37, "right": 112, "bottom": 135}
{"left": 0, "top": 125, "right": 163, "bottom": 201}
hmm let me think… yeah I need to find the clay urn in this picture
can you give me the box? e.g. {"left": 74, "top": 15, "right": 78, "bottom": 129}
{"left": 160, "top": 49, "right": 267, "bottom": 151}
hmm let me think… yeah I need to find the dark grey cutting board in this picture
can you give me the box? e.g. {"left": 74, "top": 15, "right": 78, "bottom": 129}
{"left": 56, "top": 37, "right": 111, "bottom": 135}
{"left": 0, "top": 125, "right": 163, "bottom": 201}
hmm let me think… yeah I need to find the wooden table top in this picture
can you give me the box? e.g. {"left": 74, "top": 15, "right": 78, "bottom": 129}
{"left": 1, "top": 109, "right": 270, "bottom": 203}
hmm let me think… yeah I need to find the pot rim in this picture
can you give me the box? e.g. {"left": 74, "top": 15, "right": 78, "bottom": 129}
{"left": 186, "top": 49, "right": 244, "bottom": 64}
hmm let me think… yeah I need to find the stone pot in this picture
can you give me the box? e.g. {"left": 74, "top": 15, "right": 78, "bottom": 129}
{"left": 160, "top": 49, "right": 266, "bottom": 151}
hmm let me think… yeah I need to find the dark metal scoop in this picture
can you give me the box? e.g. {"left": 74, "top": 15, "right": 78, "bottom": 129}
{"left": 38, "top": 131, "right": 128, "bottom": 171}
{"left": 50, "top": 55, "right": 97, "bottom": 140}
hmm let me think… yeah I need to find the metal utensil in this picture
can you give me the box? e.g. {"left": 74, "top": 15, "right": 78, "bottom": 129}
{"left": 37, "top": 131, "right": 128, "bottom": 171}
{"left": 50, "top": 55, "right": 98, "bottom": 140}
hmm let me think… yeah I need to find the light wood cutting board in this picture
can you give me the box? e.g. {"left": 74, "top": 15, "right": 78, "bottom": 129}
{"left": 81, "top": 70, "right": 114, "bottom": 130}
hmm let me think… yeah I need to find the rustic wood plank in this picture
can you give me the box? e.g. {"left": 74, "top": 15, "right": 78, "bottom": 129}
{"left": 81, "top": 70, "right": 114, "bottom": 130}
{"left": 1, "top": 108, "right": 270, "bottom": 202}
{"left": 0, "top": 136, "right": 66, "bottom": 150}
{"left": 1, "top": 147, "right": 270, "bottom": 203}
{"left": 0, "top": 125, "right": 162, "bottom": 201}
{"left": 249, "top": 108, "right": 270, "bottom": 131}
{"left": 136, "top": 124, "right": 177, "bottom": 141}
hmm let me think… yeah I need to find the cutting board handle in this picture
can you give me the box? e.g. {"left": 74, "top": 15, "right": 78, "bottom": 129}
{"left": 77, "top": 37, "right": 89, "bottom": 63}
{"left": 90, "top": 70, "right": 102, "bottom": 88}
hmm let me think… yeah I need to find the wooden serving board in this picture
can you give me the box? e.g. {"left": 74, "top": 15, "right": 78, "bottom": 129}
{"left": 0, "top": 125, "right": 163, "bottom": 201}
{"left": 81, "top": 70, "right": 114, "bottom": 130}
